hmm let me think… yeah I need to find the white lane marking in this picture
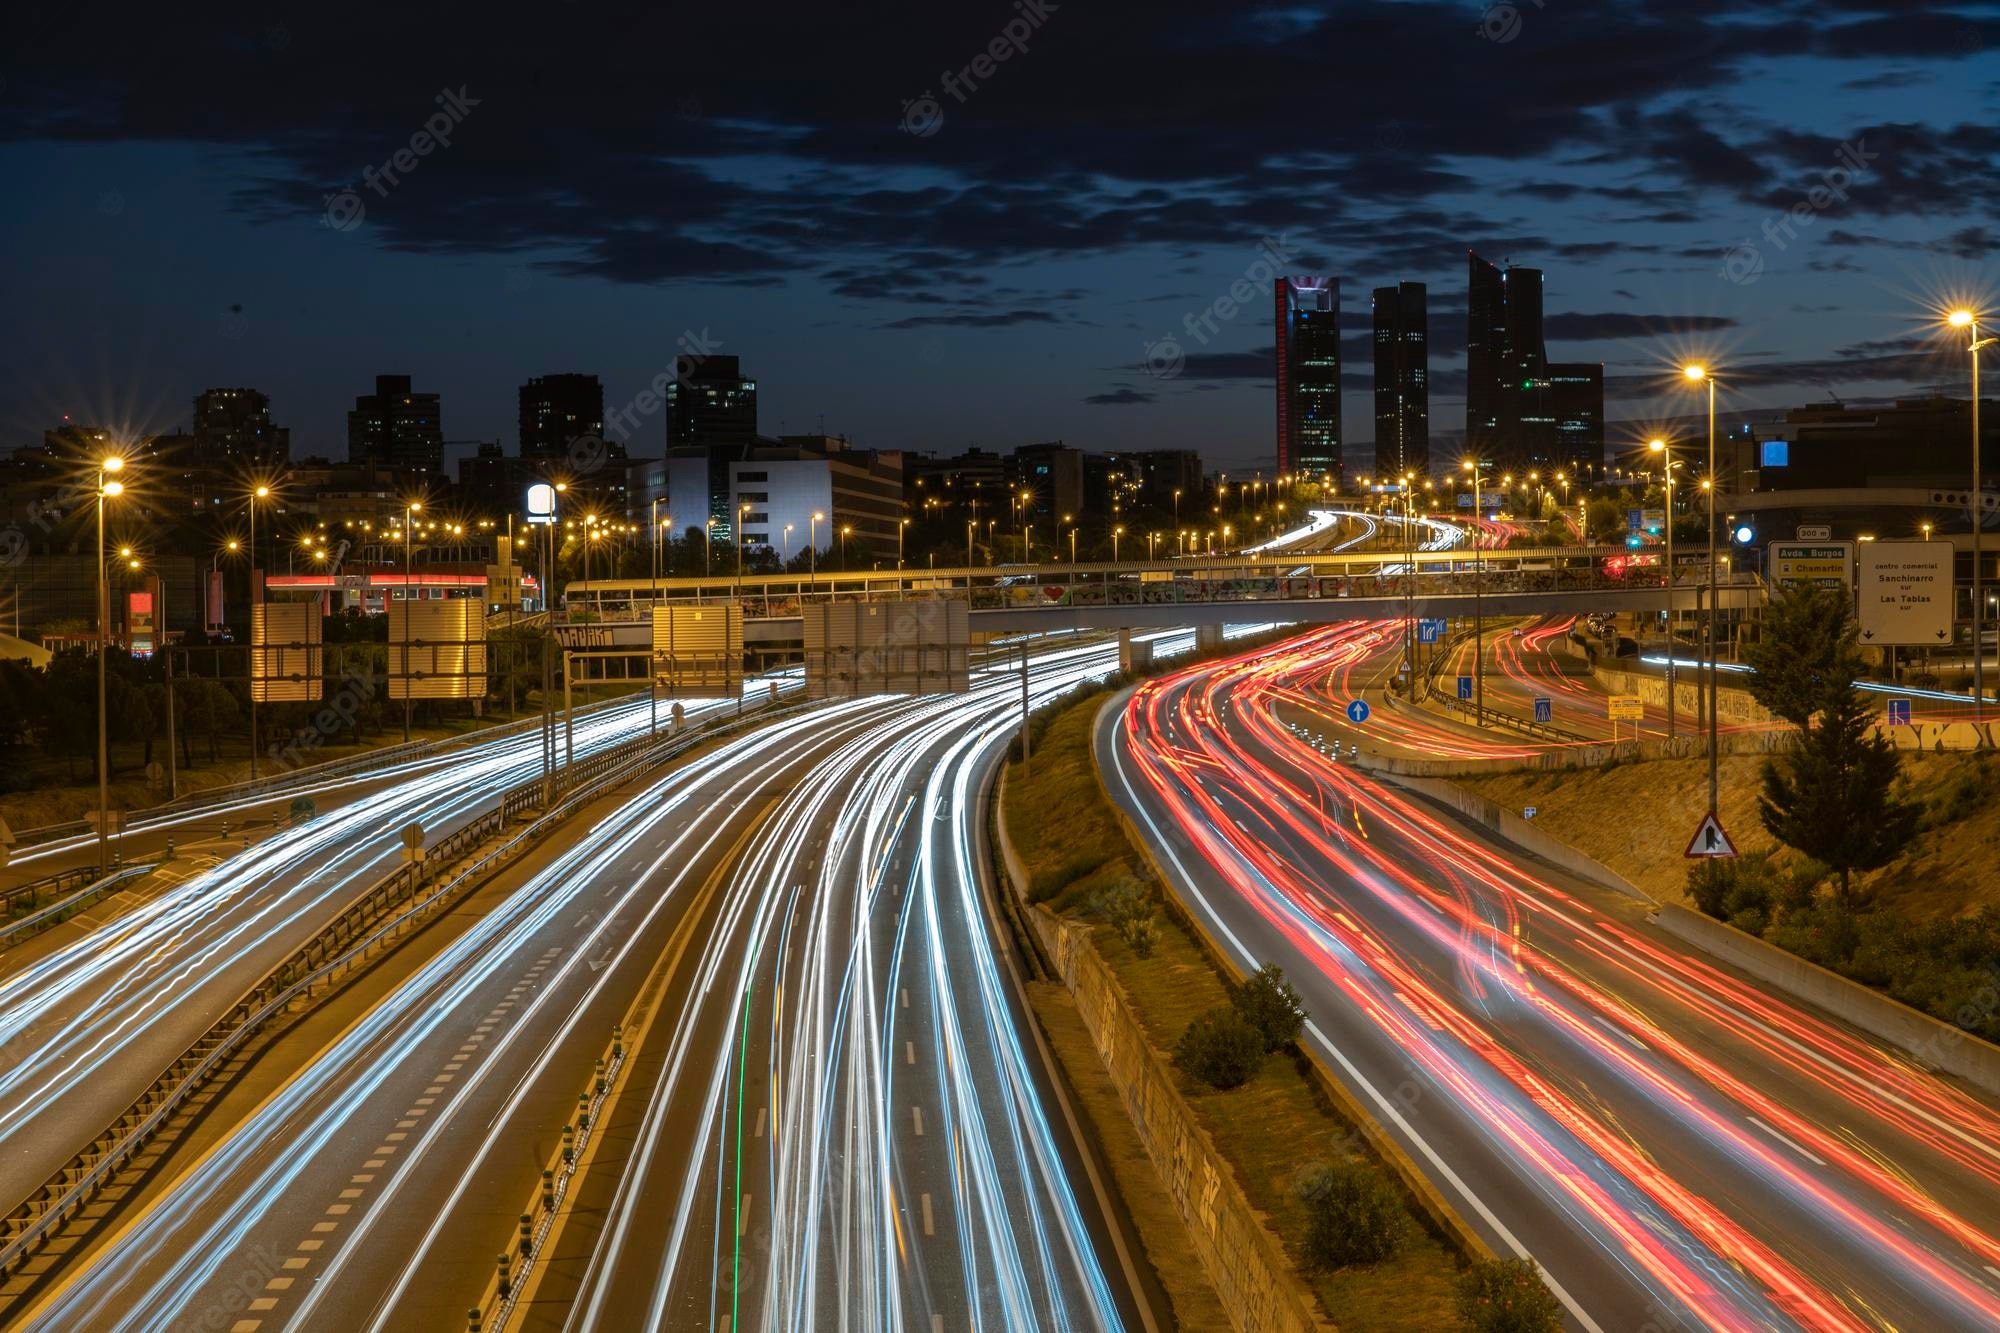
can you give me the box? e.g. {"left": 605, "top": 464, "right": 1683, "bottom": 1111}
{"left": 1748, "top": 1116, "right": 1827, "bottom": 1167}
{"left": 911, "top": 1105, "right": 925, "bottom": 1137}
{"left": 901, "top": 988, "right": 910, "bottom": 1009}
{"left": 905, "top": 1041, "right": 916, "bottom": 1066}
{"left": 921, "top": 1192, "right": 935, "bottom": 1236}
{"left": 754, "top": 1106, "right": 767, "bottom": 1139}
{"left": 1592, "top": 1014, "right": 1648, "bottom": 1051}
{"left": 1104, "top": 721, "right": 1608, "bottom": 1333}
{"left": 739, "top": 1195, "right": 752, "bottom": 1235}
{"left": 932, "top": 1317, "right": 944, "bottom": 1333}
{"left": 1985, "top": 1264, "right": 2000, "bottom": 1281}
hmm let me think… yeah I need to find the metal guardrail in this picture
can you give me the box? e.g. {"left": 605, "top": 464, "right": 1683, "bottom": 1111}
{"left": 11, "top": 693, "right": 644, "bottom": 851}
{"left": 1430, "top": 693, "right": 1591, "bottom": 745}
{"left": 0, "top": 864, "right": 157, "bottom": 952}
{"left": 0, "top": 695, "right": 802, "bottom": 1279}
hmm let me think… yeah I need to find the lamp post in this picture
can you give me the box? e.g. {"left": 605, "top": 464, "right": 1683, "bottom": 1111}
{"left": 704, "top": 517, "right": 715, "bottom": 583}
{"left": 1949, "top": 309, "right": 1992, "bottom": 718}
{"left": 403, "top": 500, "right": 422, "bottom": 742}
{"left": 1112, "top": 525, "right": 1124, "bottom": 563}
{"left": 1649, "top": 437, "right": 1678, "bottom": 739}
{"left": 1682, "top": 364, "right": 1721, "bottom": 811}
{"left": 897, "top": 518, "right": 908, "bottom": 570}
{"left": 809, "top": 511, "right": 823, "bottom": 581}
{"left": 1461, "top": 456, "right": 1484, "bottom": 719}
{"left": 736, "top": 502, "right": 751, "bottom": 595}
{"left": 245, "top": 484, "right": 272, "bottom": 779}
{"left": 94, "top": 456, "right": 126, "bottom": 871}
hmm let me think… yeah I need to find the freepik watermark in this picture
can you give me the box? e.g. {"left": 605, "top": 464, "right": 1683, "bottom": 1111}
{"left": 1719, "top": 138, "right": 1877, "bottom": 285}
{"left": 323, "top": 86, "right": 480, "bottom": 231}
{"left": 564, "top": 329, "right": 726, "bottom": 478}
{"left": 900, "top": 0, "right": 1060, "bottom": 137}
{"left": 1143, "top": 232, "right": 1301, "bottom": 379}
{"left": 1477, "top": 0, "right": 1545, "bottom": 43}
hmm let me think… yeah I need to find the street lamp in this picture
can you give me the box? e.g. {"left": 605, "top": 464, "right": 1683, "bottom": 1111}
{"left": 1949, "top": 308, "right": 1992, "bottom": 718}
{"left": 736, "top": 501, "right": 752, "bottom": 594}
{"left": 897, "top": 517, "right": 909, "bottom": 570}
{"left": 1681, "top": 363, "right": 1722, "bottom": 811}
{"left": 1113, "top": 524, "right": 1124, "bottom": 563}
{"left": 94, "top": 455, "right": 125, "bottom": 871}
{"left": 809, "top": 511, "right": 823, "bottom": 580}
{"left": 402, "top": 499, "right": 423, "bottom": 742}
{"left": 1461, "top": 456, "right": 1484, "bottom": 718}
{"left": 1649, "top": 437, "right": 1679, "bottom": 738}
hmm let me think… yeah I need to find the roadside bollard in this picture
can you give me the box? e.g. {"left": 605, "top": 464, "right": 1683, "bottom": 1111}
{"left": 497, "top": 1253, "right": 511, "bottom": 1297}
{"left": 594, "top": 1057, "right": 606, "bottom": 1096}
{"left": 562, "top": 1124, "right": 575, "bottom": 1166}
{"left": 611, "top": 1024, "right": 623, "bottom": 1061}
{"left": 576, "top": 1092, "right": 590, "bottom": 1134}
{"left": 541, "top": 1169, "right": 555, "bottom": 1213}
{"left": 468, "top": 1309, "right": 482, "bottom": 1333}
{"left": 517, "top": 1213, "right": 533, "bottom": 1256}
{"left": 164, "top": 834, "right": 174, "bottom": 857}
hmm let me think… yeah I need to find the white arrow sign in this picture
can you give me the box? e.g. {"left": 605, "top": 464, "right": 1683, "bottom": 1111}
{"left": 1857, "top": 540, "right": 1952, "bottom": 647}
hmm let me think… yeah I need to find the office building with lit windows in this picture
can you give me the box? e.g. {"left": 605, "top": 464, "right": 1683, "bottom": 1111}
{"left": 1274, "top": 277, "right": 1342, "bottom": 480}
{"left": 1371, "top": 282, "right": 1428, "bottom": 478}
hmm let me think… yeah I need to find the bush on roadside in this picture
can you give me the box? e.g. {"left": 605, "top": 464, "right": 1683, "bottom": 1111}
{"left": 1456, "top": 1257, "right": 1564, "bottom": 1333}
{"left": 1233, "top": 963, "right": 1308, "bottom": 1052}
{"left": 1173, "top": 1005, "right": 1266, "bottom": 1089}
{"left": 1296, "top": 1160, "right": 1410, "bottom": 1268}
{"left": 1096, "top": 875, "right": 1159, "bottom": 958}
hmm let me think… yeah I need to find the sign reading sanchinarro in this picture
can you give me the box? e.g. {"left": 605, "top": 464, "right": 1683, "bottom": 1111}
{"left": 1855, "top": 539, "right": 1952, "bottom": 646}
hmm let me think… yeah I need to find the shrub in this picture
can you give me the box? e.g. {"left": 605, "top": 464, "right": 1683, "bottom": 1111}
{"left": 1233, "top": 963, "right": 1308, "bottom": 1052}
{"left": 1456, "top": 1257, "right": 1564, "bottom": 1333}
{"left": 1097, "top": 876, "right": 1159, "bottom": 958}
{"left": 1297, "top": 1161, "right": 1410, "bottom": 1268}
{"left": 1173, "top": 1005, "right": 1266, "bottom": 1089}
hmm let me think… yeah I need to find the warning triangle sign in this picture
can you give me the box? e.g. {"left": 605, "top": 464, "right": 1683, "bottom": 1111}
{"left": 1683, "top": 808, "right": 1738, "bottom": 859}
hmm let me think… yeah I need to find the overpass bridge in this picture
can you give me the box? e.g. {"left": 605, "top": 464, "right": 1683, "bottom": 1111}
{"left": 560, "top": 547, "right": 1761, "bottom": 644}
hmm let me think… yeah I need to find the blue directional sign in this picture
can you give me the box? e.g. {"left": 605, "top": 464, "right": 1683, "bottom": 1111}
{"left": 1417, "top": 618, "right": 1445, "bottom": 644}
{"left": 1887, "top": 697, "right": 1912, "bottom": 727}
{"left": 1533, "top": 696, "right": 1553, "bottom": 724}
{"left": 1345, "top": 699, "right": 1371, "bottom": 725}
{"left": 1457, "top": 675, "right": 1473, "bottom": 701}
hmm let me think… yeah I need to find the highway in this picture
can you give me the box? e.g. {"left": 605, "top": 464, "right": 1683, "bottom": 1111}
{"left": 8, "top": 632, "right": 1201, "bottom": 1332}
{"left": 1104, "top": 628, "right": 2000, "bottom": 1331}
{"left": 0, "top": 689, "right": 744, "bottom": 1214}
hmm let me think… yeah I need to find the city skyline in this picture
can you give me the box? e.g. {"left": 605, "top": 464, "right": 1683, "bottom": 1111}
{"left": 3, "top": 4, "right": 1997, "bottom": 475}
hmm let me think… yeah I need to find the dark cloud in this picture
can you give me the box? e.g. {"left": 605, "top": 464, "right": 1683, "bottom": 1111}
{"left": 1083, "top": 387, "right": 1156, "bottom": 406}
{"left": 879, "top": 311, "right": 1060, "bottom": 330}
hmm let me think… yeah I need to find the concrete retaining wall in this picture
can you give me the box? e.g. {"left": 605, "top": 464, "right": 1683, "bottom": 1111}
{"left": 1650, "top": 904, "right": 2000, "bottom": 1099}
{"left": 1028, "top": 908, "right": 1333, "bottom": 1333}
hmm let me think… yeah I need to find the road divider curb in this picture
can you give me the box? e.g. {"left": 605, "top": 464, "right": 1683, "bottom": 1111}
{"left": 1083, "top": 690, "right": 1497, "bottom": 1276}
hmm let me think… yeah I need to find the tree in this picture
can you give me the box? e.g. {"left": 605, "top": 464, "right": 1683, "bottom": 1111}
{"left": 1233, "top": 963, "right": 1307, "bottom": 1052}
{"left": 1743, "top": 583, "right": 1854, "bottom": 728}
{"left": 1760, "top": 678, "right": 1918, "bottom": 903}
{"left": 1173, "top": 1006, "right": 1265, "bottom": 1089}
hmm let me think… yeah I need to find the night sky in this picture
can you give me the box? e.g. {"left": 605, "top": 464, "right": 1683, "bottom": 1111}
{"left": 3, "top": 1, "right": 1997, "bottom": 475}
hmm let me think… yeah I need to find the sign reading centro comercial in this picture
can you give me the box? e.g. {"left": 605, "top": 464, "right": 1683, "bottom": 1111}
{"left": 1856, "top": 540, "right": 1953, "bottom": 646}
{"left": 1768, "top": 541, "right": 1853, "bottom": 590}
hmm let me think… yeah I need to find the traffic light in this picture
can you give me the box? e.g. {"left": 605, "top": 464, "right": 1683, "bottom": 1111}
{"left": 1731, "top": 522, "right": 1757, "bottom": 545}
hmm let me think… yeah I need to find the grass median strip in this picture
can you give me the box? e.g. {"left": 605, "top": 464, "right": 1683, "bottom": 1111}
{"left": 1002, "top": 690, "right": 1464, "bottom": 1332}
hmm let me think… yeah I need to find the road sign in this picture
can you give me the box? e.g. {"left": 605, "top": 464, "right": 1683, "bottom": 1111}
{"left": 1683, "top": 809, "right": 1739, "bottom": 859}
{"left": 1345, "top": 699, "right": 1371, "bottom": 725}
{"left": 1456, "top": 675, "right": 1473, "bottom": 701}
{"left": 1768, "top": 541, "right": 1854, "bottom": 590}
{"left": 1523, "top": 806, "right": 1538, "bottom": 819}
{"left": 1533, "top": 696, "right": 1553, "bottom": 724}
{"left": 1417, "top": 618, "right": 1443, "bottom": 644}
{"left": 1857, "top": 540, "right": 1953, "bottom": 646}
{"left": 1608, "top": 694, "right": 1645, "bottom": 721}
{"left": 399, "top": 822, "right": 425, "bottom": 849}
{"left": 1795, "top": 523, "right": 1832, "bottom": 541}
{"left": 1887, "top": 697, "right": 1912, "bottom": 727}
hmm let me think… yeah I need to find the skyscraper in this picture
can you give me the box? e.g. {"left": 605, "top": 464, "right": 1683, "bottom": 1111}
{"left": 519, "top": 374, "right": 606, "bottom": 459}
{"left": 660, "top": 356, "right": 758, "bottom": 538}
{"left": 1548, "top": 363, "right": 1605, "bottom": 474}
{"left": 1274, "top": 277, "right": 1342, "bottom": 480}
{"left": 346, "top": 374, "right": 444, "bottom": 476}
{"left": 1371, "top": 282, "right": 1429, "bottom": 478}
{"left": 1465, "top": 253, "right": 1559, "bottom": 468}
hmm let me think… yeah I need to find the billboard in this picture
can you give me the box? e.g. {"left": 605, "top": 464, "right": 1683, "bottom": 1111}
{"left": 652, "top": 601, "right": 744, "bottom": 698}
{"left": 803, "top": 600, "right": 970, "bottom": 699}
{"left": 388, "top": 599, "right": 488, "bottom": 700}
{"left": 250, "top": 602, "right": 323, "bottom": 702}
